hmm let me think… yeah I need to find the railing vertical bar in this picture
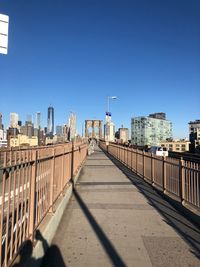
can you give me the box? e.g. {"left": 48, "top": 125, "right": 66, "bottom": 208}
{"left": 37, "top": 154, "right": 41, "bottom": 223}
{"left": 26, "top": 151, "right": 31, "bottom": 239}
{"left": 136, "top": 149, "right": 138, "bottom": 175}
{"left": 143, "top": 151, "right": 145, "bottom": 179}
{"left": 0, "top": 152, "right": 7, "bottom": 266}
{"left": 5, "top": 154, "right": 12, "bottom": 266}
{"left": 49, "top": 148, "right": 55, "bottom": 213}
{"left": 23, "top": 157, "right": 28, "bottom": 242}
{"left": 179, "top": 158, "right": 183, "bottom": 202}
{"left": 42, "top": 157, "right": 45, "bottom": 215}
{"left": 19, "top": 151, "right": 25, "bottom": 247}
{"left": 61, "top": 147, "right": 64, "bottom": 191}
{"left": 71, "top": 142, "right": 74, "bottom": 182}
{"left": 14, "top": 154, "right": 20, "bottom": 254}
{"left": 29, "top": 150, "right": 37, "bottom": 241}
{"left": 10, "top": 152, "right": 17, "bottom": 261}
{"left": 163, "top": 156, "right": 166, "bottom": 192}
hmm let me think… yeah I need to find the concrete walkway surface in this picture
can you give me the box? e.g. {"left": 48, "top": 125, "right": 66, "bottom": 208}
{"left": 41, "top": 146, "right": 200, "bottom": 267}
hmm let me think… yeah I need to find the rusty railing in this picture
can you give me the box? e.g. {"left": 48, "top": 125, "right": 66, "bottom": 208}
{"left": 100, "top": 142, "right": 200, "bottom": 211}
{"left": 0, "top": 141, "right": 88, "bottom": 267}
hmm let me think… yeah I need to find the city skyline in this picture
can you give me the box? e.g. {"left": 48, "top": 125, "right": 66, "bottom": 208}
{"left": 0, "top": 0, "right": 200, "bottom": 138}
{"left": 0, "top": 105, "right": 198, "bottom": 139}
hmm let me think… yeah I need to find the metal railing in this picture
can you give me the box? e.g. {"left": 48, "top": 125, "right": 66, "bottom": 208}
{"left": 0, "top": 141, "right": 88, "bottom": 267}
{"left": 100, "top": 142, "right": 200, "bottom": 211}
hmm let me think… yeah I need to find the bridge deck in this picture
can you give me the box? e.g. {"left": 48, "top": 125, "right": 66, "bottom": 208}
{"left": 42, "top": 146, "right": 200, "bottom": 267}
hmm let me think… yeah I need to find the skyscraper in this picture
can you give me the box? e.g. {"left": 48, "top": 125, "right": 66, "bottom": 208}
{"left": 10, "top": 113, "right": 19, "bottom": 128}
{"left": 104, "top": 112, "right": 115, "bottom": 142}
{"left": 56, "top": 125, "right": 63, "bottom": 136}
{"left": 35, "top": 112, "right": 42, "bottom": 129}
{"left": 47, "top": 106, "right": 54, "bottom": 136}
{"left": 68, "top": 112, "right": 76, "bottom": 141}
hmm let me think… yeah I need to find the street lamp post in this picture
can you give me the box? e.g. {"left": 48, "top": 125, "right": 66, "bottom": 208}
{"left": 107, "top": 96, "right": 117, "bottom": 113}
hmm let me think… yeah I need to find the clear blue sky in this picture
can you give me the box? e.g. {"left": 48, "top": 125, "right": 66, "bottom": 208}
{"left": 0, "top": 0, "right": 200, "bottom": 138}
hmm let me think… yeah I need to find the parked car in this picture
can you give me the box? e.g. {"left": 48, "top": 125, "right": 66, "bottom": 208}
{"left": 149, "top": 146, "right": 168, "bottom": 157}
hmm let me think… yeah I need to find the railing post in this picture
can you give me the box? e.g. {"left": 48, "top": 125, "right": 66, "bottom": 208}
{"left": 143, "top": 151, "right": 145, "bottom": 179}
{"left": 126, "top": 148, "right": 128, "bottom": 166}
{"left": 179, "top": 157, "right": 184, "bottom": 202}
{"left": 49, "top": 148, "right": 55, "bottom": 213}
{"left": 136, "top": 149, "right": 138, "bottom": 174}
{"left": 151, "top": 153, "right": 154, "bottom": 184}
{"left": 163, "top": 156, "right": 166, "bottom": 192}
{"left": 29, "top": 150, "right": 37, "bottom": 240}
{"left": 71, "top": 141, "right": 74, "bottom": 183}
{"left": 61, "top": 146, "right": 65, "bottom": 193}
{"left": 131, "top": 148, "right": 133, "bottom": 170}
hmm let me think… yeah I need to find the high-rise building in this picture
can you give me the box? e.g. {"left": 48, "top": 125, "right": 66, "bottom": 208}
{"left": 131, "top": 113, "right": 172, "bottom": 146}
{"left": 188, "top": 120, "right": 200, "bottom": 152}
{"left": 21, "top": 120, "right": 34, "bottom": 138}
{"left": 63, "top": 124, "right": 69, "bottom": 140}
{"left": 104, "top": 112, "right": 115, "bottom": 142}
{"left": 47, "top": 106, "right": 54, "bottom": 136}
{"left": 26, "top": 114, "right": 32, "bottom": 123}
{"left": 118, "top": 127, "right": 129, "bottom": 143}
{"left": 56, "top": 125, "right": 63, "bottom": 136}
{"left": 104, "top": 121, "right": 115, "bottom": 142}
{"left": 35, "top": 112, "right": 42, "bottom": 129}
{"left": 10, "top": 113, "right": 19, "bottom": 128}
{"left": 68, "top": 113, "right": 76, "bottom": 140}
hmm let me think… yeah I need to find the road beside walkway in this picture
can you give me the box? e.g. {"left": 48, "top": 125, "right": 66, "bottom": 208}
{"left": 42, "top": 146, "right": 200, "bottom": 267}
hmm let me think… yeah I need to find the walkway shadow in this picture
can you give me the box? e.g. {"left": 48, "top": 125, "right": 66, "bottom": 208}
{"left": 103, "top": 150, "right": 200, "bottom": 260}
{"left": 41, "top": 245, "right": 67, "bottom": 267}
{"left": 12, "top": 230, "right": 66, "bottom": 267}
{"left": 73, "top": 188, "right": 127, "bottom": 267}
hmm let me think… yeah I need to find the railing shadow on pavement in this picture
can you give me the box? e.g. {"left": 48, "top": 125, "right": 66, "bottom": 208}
{"left": 12, "top": 230, "right": 66, "bottom": 267}
{"left": 103, "top": 150, "right": 200, "bottom": 260}
{"left": 73, "top": 188, "right": 127, "bottom": 267}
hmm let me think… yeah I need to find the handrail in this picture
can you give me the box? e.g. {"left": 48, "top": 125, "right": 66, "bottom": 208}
{"left": 0, "top": 141, "right": 88, "bottom": 267}
{"left": 99, "top": 141, "right": 200, "bottom": 212}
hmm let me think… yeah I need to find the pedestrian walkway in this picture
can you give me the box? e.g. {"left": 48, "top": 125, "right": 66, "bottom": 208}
{"left": 42, "top": 146, "right": 200, "bottom": 267}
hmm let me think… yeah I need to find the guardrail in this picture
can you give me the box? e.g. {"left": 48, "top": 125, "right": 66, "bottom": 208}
{"left": 100, "top": 142, "right": 200, "bottom": 212}
{"left": 0, "top": 141, "right": 88, "bottom": 267}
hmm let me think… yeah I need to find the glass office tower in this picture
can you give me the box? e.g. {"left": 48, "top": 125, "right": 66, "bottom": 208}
{"left": 35, "top": 112, "right": 42, "bottom": 129}
{"left": 47, "top": 106, "right": 54, "bottom": 136}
